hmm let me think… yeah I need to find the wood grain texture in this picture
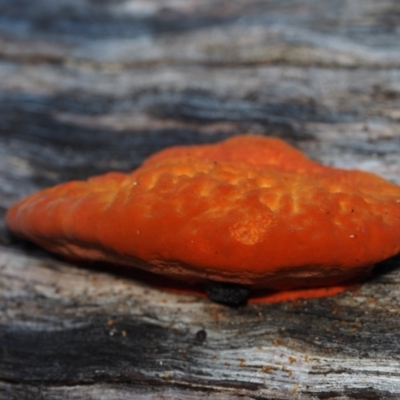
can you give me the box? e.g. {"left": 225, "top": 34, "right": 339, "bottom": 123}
{"left": 1, "top": 0, "right": 400, "bottom": 399}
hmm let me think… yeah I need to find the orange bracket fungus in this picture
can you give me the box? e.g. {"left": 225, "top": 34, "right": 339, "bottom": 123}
{"left": 6, "top": 135, "right": 400, "bottom": 306}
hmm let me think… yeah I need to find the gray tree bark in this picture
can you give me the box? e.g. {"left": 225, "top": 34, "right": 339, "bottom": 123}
{"left": 1, "top": 0, "right": 400, "bottom": 399}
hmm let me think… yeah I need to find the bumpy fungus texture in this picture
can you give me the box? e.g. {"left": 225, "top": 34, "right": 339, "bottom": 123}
{"left": 6, "top": 135, "right": 400, "bottom": 302}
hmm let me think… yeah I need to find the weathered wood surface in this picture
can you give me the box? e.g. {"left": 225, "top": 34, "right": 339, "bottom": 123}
{"left": 1, "top": 0, "right": 400, "bottom": 399}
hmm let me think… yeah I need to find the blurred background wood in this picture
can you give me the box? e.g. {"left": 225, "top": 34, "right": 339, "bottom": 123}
{"left": 1, "top": 0, "right": 400, "bottom": 399}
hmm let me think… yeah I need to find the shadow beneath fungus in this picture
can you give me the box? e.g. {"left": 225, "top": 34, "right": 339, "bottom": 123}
{"left": 1, "top": 231, "right": 252, "bottom": 306}
{"left": 368, "top": 252, "right": 400, "bottom": 281}
{"left": 8, "top": 231, "right": 400, "bottom": 308}
{"left": 1, "top": 229, "right": 53, "bottom": 258}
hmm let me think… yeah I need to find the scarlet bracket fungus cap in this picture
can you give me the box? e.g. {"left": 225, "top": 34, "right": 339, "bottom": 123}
{"left": 6, "top": 135, "right": 400, "bottom": 293}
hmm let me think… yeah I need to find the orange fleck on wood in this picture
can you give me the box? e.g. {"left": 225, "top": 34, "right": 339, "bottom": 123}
{"left": 238, "top": 358, "right": 246, "bottom": 367}
{"left": 369, "top": 296, "right": 377, "bottom": 304}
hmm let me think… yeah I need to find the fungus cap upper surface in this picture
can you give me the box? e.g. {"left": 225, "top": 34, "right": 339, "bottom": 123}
{"left": 6, "top": 135, "right": 400, "bottom": 290}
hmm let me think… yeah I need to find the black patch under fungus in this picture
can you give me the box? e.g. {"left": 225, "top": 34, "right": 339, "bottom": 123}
{"left": 206, "top": 282, "right": 250, "bottom": 307}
